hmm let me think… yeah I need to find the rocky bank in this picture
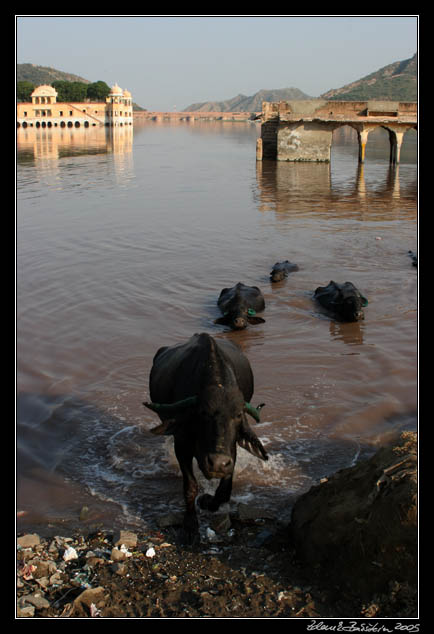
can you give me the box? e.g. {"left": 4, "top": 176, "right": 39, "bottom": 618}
{"left": 16, "top": 432, "right": 418, "bottom": 619}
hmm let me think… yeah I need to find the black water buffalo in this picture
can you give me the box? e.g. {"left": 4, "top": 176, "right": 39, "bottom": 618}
{"left": 314, "top": 281, "right": 368, "bottom": 322}
{"left": 270, "top": 260, "right": 299, "bottom": 282}
{"left": 408, "top": 250, "right": 417, "bottom": 267}
{"left": 214, "top": 282, "right": 265, "bottom": 330}
{"left": 143, "top": 332, "right": 267, "bottom": 542}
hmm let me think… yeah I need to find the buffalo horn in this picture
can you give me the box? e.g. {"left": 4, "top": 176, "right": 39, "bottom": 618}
{"left": 244, "top": 402, "right": 265, "bottom": 422}
{"left": 143, "top": 395, "right": 198, "bottom": 414}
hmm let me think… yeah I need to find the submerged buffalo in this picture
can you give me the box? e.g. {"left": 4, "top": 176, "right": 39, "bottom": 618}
{"left": 143, "top": 332, "right": 268, "bottom": 542}
{"left": 215, "top": 282, "right": 265, "bottom": 330}
{"left": 314, "top": 281, "right": 368, "bottom": 322}
{"left": 408, "top": 251, "right": 417, "bottom": 267}
{"left": 270, "top": 260, "right": 299, "bottom": 282}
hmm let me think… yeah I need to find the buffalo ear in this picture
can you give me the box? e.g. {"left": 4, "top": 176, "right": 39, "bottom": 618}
{"left": 237, "top": 419, "right": 268, "bottom": 461}
{"left": 214, "top": 316, "right": 231, "bottom": 325}
{"left": 247, "top": 315, "right": 265, "bottom": 325}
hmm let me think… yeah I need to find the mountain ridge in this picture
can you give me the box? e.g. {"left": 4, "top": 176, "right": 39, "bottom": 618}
{"left": 183, "top": 87, "right": 312, "bottom": 112}
{"left": 17, "top": 53, "right": 417, "bottom": 112}
{"left": 320, "top": 53, "right": 417, "bottom": 101}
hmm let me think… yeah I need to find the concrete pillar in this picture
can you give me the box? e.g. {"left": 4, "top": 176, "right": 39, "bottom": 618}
{"left": 357, "top": 128, "right": 370, "bottom": 163}
{"left": 388, "top": 129, "right": 405, "bottom": 164}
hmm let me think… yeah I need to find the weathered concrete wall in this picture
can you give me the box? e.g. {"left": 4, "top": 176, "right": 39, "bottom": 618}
{"left": 259, "top": 100, "right": 417, "bottom": 163}
{"left": 277, "top": 122, "right": 333, "bottom": 162}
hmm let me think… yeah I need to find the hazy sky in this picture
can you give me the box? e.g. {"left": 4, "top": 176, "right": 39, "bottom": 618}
{"left": 16, "top": 15, "right": 418, "bottom": 111}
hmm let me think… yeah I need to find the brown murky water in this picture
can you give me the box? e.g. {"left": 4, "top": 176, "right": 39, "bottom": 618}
{"left": 16, "top": 121, "right": 417, "bottom": 534}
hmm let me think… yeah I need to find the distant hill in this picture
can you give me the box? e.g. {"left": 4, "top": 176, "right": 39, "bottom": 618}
{"left": 17, "top": 63, "right": 91, "bottom": 85}
{"left": 18, "top": 54, "right": 417, "bottom": 114}
{"left": 16, "top": 63, "right": 146, "bottom": 111}
{"left": 184, "top": 54, "right": 417, "bottom": 111}
{"left": 321, "top": 53, "right": 417, "bottom": 102}
{"left": 183, "top": 87, "right": 312, "bottom": 112}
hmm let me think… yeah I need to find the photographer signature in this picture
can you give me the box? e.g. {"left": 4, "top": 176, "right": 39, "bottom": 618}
{"left": 306, "top": 621, "right": 419, "bottom": 633}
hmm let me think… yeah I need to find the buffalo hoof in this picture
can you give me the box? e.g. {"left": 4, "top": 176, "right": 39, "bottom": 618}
{"left": 179, "top": 525, "right": 200, "bottom": 546}
{"left": 179, "top": 513, "right": 200, "bottom": 546}
{"left": 198, "top": 493, "right": 221, "bottom": 512}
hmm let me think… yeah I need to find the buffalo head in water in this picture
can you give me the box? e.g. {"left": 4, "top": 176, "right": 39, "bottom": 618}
{"left": 143, "top": 333, "right": 267, "bottom": 543}
{"left": 214, "top": 282, "right": 265, "bottom": 330}
{"left": 314, "top": 281, "right": 368, "bottom": 322}
{"left": 270, "top": 260, "right": 299, "bottom": 283}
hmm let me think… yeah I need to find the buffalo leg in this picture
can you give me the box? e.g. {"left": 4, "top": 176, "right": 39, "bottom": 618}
{"left": 198, "top": 474, "right": 233, "bottom": 512}
{"left": 174, "top": 441, "right": 199, "bottom": 542}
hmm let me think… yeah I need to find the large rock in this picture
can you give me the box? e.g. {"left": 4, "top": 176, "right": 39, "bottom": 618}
{"left": 290, "top": 431, "right": 417, "bottom": 597}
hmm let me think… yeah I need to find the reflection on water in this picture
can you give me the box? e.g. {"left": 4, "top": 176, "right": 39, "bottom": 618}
{"left": 17, "top": 125, "right": 134, "bottom": 160}
{"left": 255, "top": 158, "right": 416, "bottom": 219}
{"left": 17, "top": 126, "right": 134, "bottom": 189}
{"left": 16, "top": 120, "right": 417, "bottom": 535}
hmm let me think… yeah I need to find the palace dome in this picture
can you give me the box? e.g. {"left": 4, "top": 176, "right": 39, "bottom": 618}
{"left": 123, "top": 89, "right": 131, "bottom": 98}
{"left": 31, "top": 85, "right": 58, "bottom": 97}
{"left": 109, "top": 83, "right": 123, "bottom": 96}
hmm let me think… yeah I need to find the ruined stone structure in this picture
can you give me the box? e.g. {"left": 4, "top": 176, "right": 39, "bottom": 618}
{"left": 257, "top": 100, "right": 417, "bottom": 163}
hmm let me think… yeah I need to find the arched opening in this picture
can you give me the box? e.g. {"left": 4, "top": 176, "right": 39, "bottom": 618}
{"left": 331, "top": 124, "right": 417, "bottom": 165}
{"left": 363, "top": 127, "right": 390, "bottom": 162}
{"left": 331, "top": 124, "right": 359, "bottom": 163}
{"left": 75, "top": 121, "right": 80, "bottom": 128}
{"left": 400, "top": 128, "right": 417, "bottom": 163}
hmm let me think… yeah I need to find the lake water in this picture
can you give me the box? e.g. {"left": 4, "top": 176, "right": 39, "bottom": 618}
{"left": 16, "top": 120, "right": 418, "bottom": 535}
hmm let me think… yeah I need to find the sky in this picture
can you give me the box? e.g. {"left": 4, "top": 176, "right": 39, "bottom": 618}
{"left": 16, "top": 15, "right": 418, "bottom": 111}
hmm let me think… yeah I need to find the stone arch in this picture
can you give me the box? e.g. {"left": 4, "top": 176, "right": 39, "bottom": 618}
{"left": 331, "top": 123, "right": 359, "bottom": 160}
{"left": 380, "top": 124, "right": 417, "bottom": 164}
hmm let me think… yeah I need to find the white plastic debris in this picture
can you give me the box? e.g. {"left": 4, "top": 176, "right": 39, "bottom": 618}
{"left": 63, "top": 546, "right": 78, "bottom": 561}
{"left": 90, "top": 603, "right": 102, "bottom": 618}
{"left": 206, "top": 527, "right": 223, "bottom": 543}
{"left": 119, "top": 544, "right": 132, "bottom": 557}
{"left": 145, "top": 547, "right": 156, "bottom": 558}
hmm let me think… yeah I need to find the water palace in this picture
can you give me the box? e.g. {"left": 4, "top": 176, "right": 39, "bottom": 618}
{"left": 17, "top": 83, "right": 133, "bottom": 128}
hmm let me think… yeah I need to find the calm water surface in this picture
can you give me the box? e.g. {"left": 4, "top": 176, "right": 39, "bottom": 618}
{"left": 16, "top": 121, "right": 418, "bottom": 534}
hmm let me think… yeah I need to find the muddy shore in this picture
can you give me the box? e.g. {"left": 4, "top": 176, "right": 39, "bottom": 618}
{"left": 16, "top": 432, "right": 418, "bottom": 620}
{"left": 16, "top": 509, "right": 417, "bottom": 619}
